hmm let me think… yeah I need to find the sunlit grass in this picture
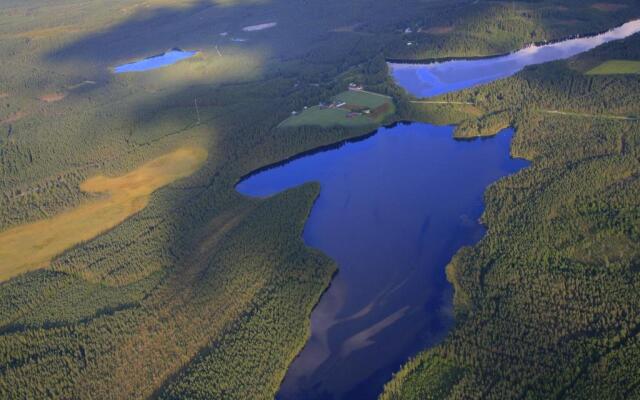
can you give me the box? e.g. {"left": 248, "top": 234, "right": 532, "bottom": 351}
{"left": 586, "top": 59, "right": 640, "bottom": 74}
{"left": 0, "top": 146, "right": 207, "bottom": 282}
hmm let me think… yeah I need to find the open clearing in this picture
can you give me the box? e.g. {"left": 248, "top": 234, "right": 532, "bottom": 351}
{"left": 586, "top": 59, "right": 640, "bottom": 75}
{"left": 280, "top": 89, "right": 394, "bottom": 128}
{"left": 0, "top": 146, "right": 207, "bottom": 281}
{"left": 335, "top": 90, "right": 391, "bottom": 108}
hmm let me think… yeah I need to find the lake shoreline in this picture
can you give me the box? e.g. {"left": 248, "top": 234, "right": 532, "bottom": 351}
{"left": 236, "top": 121, "right": 528, "bottom": 399}
{"left": 113, "top": 48, "right": 199, "bottom": 73}
{"left": 235, "top": 119, "right": 514, "bottom": 190}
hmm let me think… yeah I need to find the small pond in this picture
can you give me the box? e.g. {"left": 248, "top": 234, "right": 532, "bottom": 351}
{"left": 114, "top": 49, "right": 197, "bottom": 73}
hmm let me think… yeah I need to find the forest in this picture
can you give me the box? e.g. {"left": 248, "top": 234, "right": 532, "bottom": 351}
{"left": 0, "top": 0, "right": 639, "bottom": 398}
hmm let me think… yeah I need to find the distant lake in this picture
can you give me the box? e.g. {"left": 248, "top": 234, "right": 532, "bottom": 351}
{"left": 237, "top": 124, "right": 528, "bottom": 399}
{"left": 390, "top": 19, "right": 640, "bottom": 97}
{"left": 114, "top": 49, "right": 197, "bottom": 73}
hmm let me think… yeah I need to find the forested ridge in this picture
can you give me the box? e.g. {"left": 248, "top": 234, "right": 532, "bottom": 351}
{"left": 0, "top": 0, "right": 639, "bottom": 398}
{"left": 383, "top": 31, "right": 640, "bottom": 400}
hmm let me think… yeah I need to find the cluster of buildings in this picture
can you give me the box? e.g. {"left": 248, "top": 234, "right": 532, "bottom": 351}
{"left": 319, "top": 101, "right": 347, "bottom": 109}
{"left": 290, "top": 83, "right": 369, "bottom": 117}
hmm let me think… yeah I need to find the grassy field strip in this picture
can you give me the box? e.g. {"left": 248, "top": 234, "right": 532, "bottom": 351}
{"left": 352, "top": 89, "right": 392, "bottom": 98}
{"left": 335, "top": 90, "right": 391, "bottom": 107}
{"left": 410, "top": 100, "right": 476, "bottom": 105}
{"left": 0, "top": 147, "right": 207, "bottom": 281}
{"left": 586, "top": 59, "right": 640, "bottom": 75}
{"left": 280, "top": 89, "right": 394, "bottom": 127}
{"left": 538, "top": 109, "right": 638, "bottom": 120}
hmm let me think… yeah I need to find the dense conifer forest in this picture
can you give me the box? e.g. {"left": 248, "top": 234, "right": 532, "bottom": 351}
{"left": 0, "top": 0, "right": 639, "bottom": 398}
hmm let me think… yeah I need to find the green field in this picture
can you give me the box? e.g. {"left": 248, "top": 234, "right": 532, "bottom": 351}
{"left": 586, "top": 59, "right": 640, "bottom": 74}
{"left": 280, "top": 89, "right": 394, "bottom": 128}
{"left": 280, "top": 106, "right": 373, "bottom": 128}
{"left": 334, "top": 90, "right": 392, "bottom": 108}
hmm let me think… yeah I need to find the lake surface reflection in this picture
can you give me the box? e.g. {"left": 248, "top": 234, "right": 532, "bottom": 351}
{"left": 390, "top": 19, "right": 640, "bottom": 97}
{"left": 237, "top": 123, "right": 528, "bottom": 399}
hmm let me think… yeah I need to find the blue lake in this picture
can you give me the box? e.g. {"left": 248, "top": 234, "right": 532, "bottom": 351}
{"left": 114, "top": 49, "right": 197, "bottom": 73}
{"left": 237, "top": 124, "right": 528, "bottom": 399}
{"left": 390, "top": 19, "right": 640, "bottom": 97}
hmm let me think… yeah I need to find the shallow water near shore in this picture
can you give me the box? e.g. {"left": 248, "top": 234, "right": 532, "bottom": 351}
{"left": 237, "top": 124, "right": 528, "bottom": 399}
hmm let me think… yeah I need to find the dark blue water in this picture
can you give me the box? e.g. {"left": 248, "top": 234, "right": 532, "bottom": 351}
{"left": 114, "top": 49, "right": 197, "bottom": 73}
{"left": 390, "top": 19, "right": 640, "bottom": 97}
{"left": 236, "top": 123, "right": 528, "bottom": 399}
